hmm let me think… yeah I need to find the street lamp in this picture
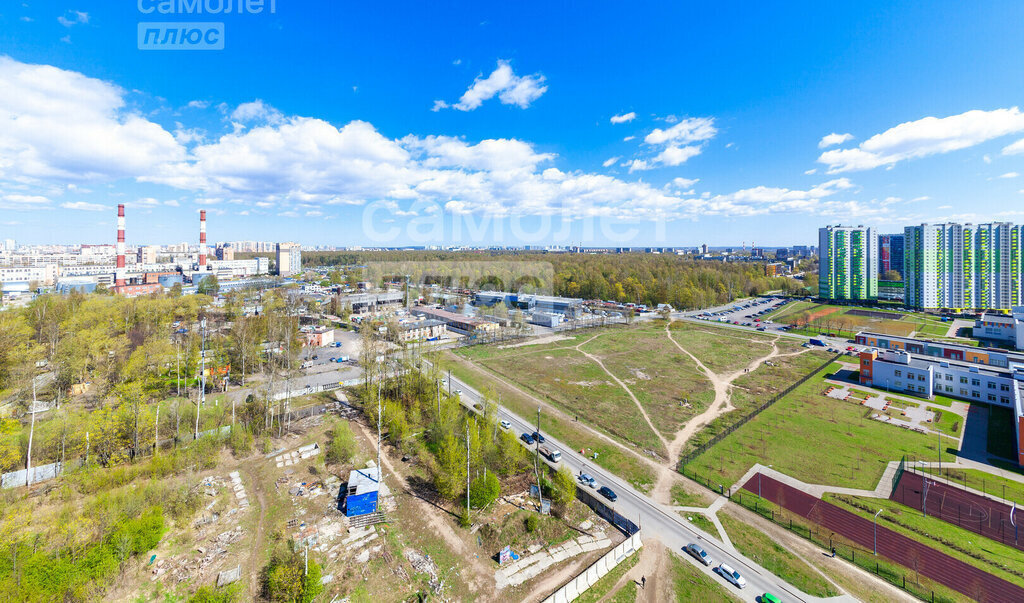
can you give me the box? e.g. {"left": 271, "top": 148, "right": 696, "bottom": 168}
{"left": 873, "top": 509, "right": 883, "bottom": 555}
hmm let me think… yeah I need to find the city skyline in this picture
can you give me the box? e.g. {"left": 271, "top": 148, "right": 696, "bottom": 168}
{"left": 3, "top": 3, "right": 1024, "bottom": 246}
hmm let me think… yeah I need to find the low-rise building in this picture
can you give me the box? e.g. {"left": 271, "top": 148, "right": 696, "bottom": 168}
{"left": 974, "top": 309, "right": 1024, "bottom": 349}
{"left": 411, "top": 306, "right": 499, "bottom": 335}
{"left": 301, "top": 326, "right": 335, "bottom": 347}
{"left": 397, "top": 319, "right": 446, "bottom": 342}
{"left": 859, "top": 348, "right": 1024, "bottom": 466}
{"left": 345, "top": 467, "right": 380, "bottom": 517}
{"left": 854, "top": 331, "right": 1024, "bottom": 368}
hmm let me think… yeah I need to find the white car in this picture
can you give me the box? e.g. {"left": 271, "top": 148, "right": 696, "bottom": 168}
{"left": 500, "top": 420, "right": 512, "bottom": 430}
{"left": 717, "top": 563, "right": 746, "bottom": 589}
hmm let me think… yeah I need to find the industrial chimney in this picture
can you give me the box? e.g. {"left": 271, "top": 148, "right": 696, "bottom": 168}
{"left": 116, "top": 204, "right": 126, "bottom": 287}
{"left": 199, "top": 210, "right": 207, "bottom": 271}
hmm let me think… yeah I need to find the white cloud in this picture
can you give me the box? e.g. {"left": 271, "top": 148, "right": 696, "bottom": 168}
{"left": 1, "top": 194, "right": 51, "bottom": 207}
{"left": 57, "top": 11, "right": 88, "bottom": 27}
{"left": 434, "top": 60, "right": 547, "bottom": 111}
{"left": 671, "top": 177, "right": 699, "bottom": 189}
{"left": 602, "top": 156, "right": 620, "bottom": 168}
{"left": 230, "top": 99, "right": 284, "bottom": 125}
{"left": 187, "top": 100, "right": 210, "bottom": 109}
{"left": 610, "top": 112, "right": 636, "bottom": 124}
{"left": 626, "top": 159, "right": 652, "bottom": 173}
{"left": 818, "top": 132, "right": 853, "bottom": 148}
{"left": 654, "top": 145, "right": 701, "bottom": 166}
{"left": 1003, "top": 138, "right": 1024, "bottom": 155}
{"left": 818, "top": 108, "right": 1024, "bottom": 173}
{"left": 60, "top": 200, "right": 106, "bottom": 211}
{"left": 644, "top": 117, "right": 717, "bottom": 145}
{"left": 999, "top": 172, "right": 1019, "bottom": 179}
{"left": 623, "top": 136, "right": 635, "bottom": 142}
{"left": 804, "top": 168, "right": 817, "bottom": 175}
{"left": 0, "top": 56, "right": 185, "bottom": 184}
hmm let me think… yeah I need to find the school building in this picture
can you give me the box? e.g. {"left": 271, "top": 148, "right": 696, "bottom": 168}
{"left": 856, "top": 332, "right": 1024, "bottom": 466}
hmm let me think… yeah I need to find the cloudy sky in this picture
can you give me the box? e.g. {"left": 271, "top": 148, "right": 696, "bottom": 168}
{"left": 2, "top": 2, "right": 1024, "bottom": 247}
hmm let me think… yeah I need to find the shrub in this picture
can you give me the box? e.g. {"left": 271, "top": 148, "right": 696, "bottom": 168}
{"left": 525, "top": 514, "right": 539, "bottom": 533}
{"left": 469, "top": 472, "right": 501, "bottom": 508}
{"left": 325, "top": 420, "right": 357, "bottom": 466}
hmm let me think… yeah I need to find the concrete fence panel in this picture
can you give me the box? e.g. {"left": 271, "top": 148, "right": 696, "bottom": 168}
{"left": 543, "top": 532, "right": 643, "bottom": 602}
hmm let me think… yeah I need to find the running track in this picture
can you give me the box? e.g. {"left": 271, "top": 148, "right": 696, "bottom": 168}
{"left": 893, "top": 470, "right": 1024, "bottom": 552}
{"left": 742, "top": 473, "right": 1024, "bottom": 603}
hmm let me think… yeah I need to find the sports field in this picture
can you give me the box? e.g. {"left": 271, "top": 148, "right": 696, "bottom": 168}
{"left": 768, "top": 302, "right": 953, "bottom": 339}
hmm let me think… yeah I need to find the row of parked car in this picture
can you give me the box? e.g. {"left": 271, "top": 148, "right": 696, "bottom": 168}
{"left": 683, "top": 542, "right": 781, "bottom": 601}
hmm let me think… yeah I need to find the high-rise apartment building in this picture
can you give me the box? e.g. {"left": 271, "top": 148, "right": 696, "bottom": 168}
{"left": 904, "top": 222, "right": 1024, "bottom": 310}
{"left": 818, "top": 225, "right": 878, "bottom": 301}
{"left": 275, "top": 242, "right": 302, "bottom": 276}
{"left": 137, "top": 245, "right": 159, "bottom": 264}
{"left": 878, "top": 234, "right": 904, "bottom": 278}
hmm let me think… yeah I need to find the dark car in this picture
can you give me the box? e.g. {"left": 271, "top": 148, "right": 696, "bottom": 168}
{"left": 520, "top": 432, "right": 535, "bottom": 444}
{"left": 531, "top": 431, "right": 546, "bottom": 444}
{"left": 597, "top": 486, "right": 617, "bottom": 501}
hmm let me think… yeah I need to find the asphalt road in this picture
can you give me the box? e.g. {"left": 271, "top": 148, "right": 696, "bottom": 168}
{"left": 439, "top": 369, "right": 838, "bottom": 603}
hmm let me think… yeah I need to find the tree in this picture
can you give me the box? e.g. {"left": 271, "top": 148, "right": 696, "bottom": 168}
{"left": 549, "top": 465, "right": 577, "bottom": 505}
{"left": 434, "top": 432, "right": 467, "bottom": 501}
{"left": 197, "top": 275, "right": 220, "bottom": 297}
{"left": 325, "top": 420, "right": 357, "bottom": 465}
{"left": 469, "top": 471, "right": 501, "bottom": 508}
{"left": 261, "top": 544, "right": 323, "bottom": 603}
{"left": 881, "top": 269, "right": 902, "bottom": 282}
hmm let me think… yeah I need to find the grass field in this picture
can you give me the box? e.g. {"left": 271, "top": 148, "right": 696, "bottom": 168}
{"left": 989, "top": 405, "right": 1018, "bottom": 459}
{"left": 669, "top": 552, "right": 741, "bottom": 602}
{"left": 926, "top": 406, "right": 963, "bottom": 436}
{"left": 681, "top": 351, "right": 833, "bottom": 455}
{"left": 456, "top": 321, "right": 804, "bottom": 459}
{"left": 440, "top": 352, "right": 659, "bottom": 492}
{"left": 685, "top": 363, "right": 959, "bottom": 490}
{"left": 681, "top": 512, "right": 717, "bottom": 536}
{"left": 825, "top": 493, "right": 1024, "bottom": 588}
{"left": 718, "top": 512, "right": 840, "bottom": 597}
{"left": 919, "top": 466, "right": 1024, "bottom": 503}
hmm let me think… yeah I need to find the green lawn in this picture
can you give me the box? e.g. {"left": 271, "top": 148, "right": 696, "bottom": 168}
{"left": 989, "top": 405, "right": 1018, "bottom": 459}
{"left": 718, "top": 513, "right": 840, "bottom": 597}
{"left": 670, "top": 483, "right": 714, "bottom": 507}
{"left": 685, "top": 364, "right": 958, "bottom": 490}
{"left": 669, "top": 552, "right": 741, "bottom": 602}
{"left": 926, "top": 406, "right": 963, "bottom": 436}
{"left": 441, "top": 352, "right": 658, "bottom": 492}
{"left": 665, "top": 321, "right": 776, "bottom": 374}
{"left": 680, "top": 353, "right": 834, "bottom": 456}
{"left": 918, "top": 466, "right": 1024, "bottom": 503}
{"left": 680, "top": 512, "right": 717, "bottom": 537}
{"left": 825, "top": 493, "right": 1024, "bottom": 588}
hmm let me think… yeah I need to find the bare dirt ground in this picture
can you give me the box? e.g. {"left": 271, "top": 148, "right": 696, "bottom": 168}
{"left": 498, "top": 334, "right": 575, "bottom": 349}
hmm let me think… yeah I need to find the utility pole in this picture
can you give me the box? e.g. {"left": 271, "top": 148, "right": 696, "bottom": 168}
{"left": 466, "top": 422, "right": 471, "bottom": 520}
{"left": 873, "top": 509, "right": 883, "bottom": 555}
{"left": 304, "top": 542, "right": 308, "bottom": 576}
{"left": 176, "top": 337, "right": 181, "bottom": 397}
{"left": 26, "top": 376, "right": 37, "bottom": 487}
{"left": 376, "top": 377, "right": 382, "bottom": 487}
{"left": 534, "top": 406, "right": 542, "bottom": 508}
{"left": 447, "top": 370, "right": 451, "bottom": 397}
{"left": 154, "top": 403, "right": 159, "bottom": 455}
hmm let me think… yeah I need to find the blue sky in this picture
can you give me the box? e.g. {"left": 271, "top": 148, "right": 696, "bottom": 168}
{"left": 2, "top": 2, "right": 1024, "bottom": 247}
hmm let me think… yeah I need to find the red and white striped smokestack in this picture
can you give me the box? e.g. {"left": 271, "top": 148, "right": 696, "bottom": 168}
{"left": 115, "top": 204, "right": 126, "bottom": 287}
{"left": 199, "top": 210, "right": 207, "bottom": 269}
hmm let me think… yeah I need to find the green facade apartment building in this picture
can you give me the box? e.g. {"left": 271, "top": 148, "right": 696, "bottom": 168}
{"left": 904, "top": 222, "right": 1024, "bottom": 310}
{"left": 818, "top": 225, "right": 878, "bottom": 301}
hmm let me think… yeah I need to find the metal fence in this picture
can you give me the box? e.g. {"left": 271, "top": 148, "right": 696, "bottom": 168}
{"left": 678, "top": 353, "right": 842, "bottom": 468}
{"left": 576, "top": 486, "right": 640, "bottom": 536}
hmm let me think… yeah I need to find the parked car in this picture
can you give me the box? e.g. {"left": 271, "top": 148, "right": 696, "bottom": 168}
{"left": 454, "top": 389, "right": 463, "bottom": 396}
{"left": 578, "top": 473, "right": 596, "bottom": 487}
{"left": 539, "top": 445, "right": 562, "bottom": 463}
{"left": 520, "top": 432, "right": 535, "bottom": 444}
{"left": 684, "top": 543, "right": 711, "bottom": 566}
{"left": 597, "top": 486, "right": 617, "bottom": 502}
{"left": 531, "top": 431, "right": 546, "bottom": 444}
{"left": 760, "top": 594, "right": 781, "bottom": 603}
{"left": 716, "top": 564, "right": 746, "bottom": 589}
{"left": 500, "top": 420, "right": 512, "bottom": 430}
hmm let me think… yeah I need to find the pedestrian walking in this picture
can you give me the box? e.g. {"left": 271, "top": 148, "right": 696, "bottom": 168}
{"left": 641, "top": 576, "right": 646, "bottom": 589}
{"left": 830, "top": 546, "right": 836, "bottom": 558}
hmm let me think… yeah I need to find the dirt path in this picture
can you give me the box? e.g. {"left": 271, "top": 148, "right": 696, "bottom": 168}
{"left": 498, "top": 334, "right": 574, "bottom": 349}
{"left": 351, "top": 419, "right": 493, "bottom": 593}
{"left": 239, "top": 464, "right": 269, "bottom": 600}
{"left": 445, "top": 352, "right": 665, "bottom": 474}
{"left": 598, "top": 539, "right": 668, "bottom": 603}
{"left": 649, "top": 322, "right": 812, "bottom": 504}
{"left": 574, "top": 336, "right": 671, "bottom": 454}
